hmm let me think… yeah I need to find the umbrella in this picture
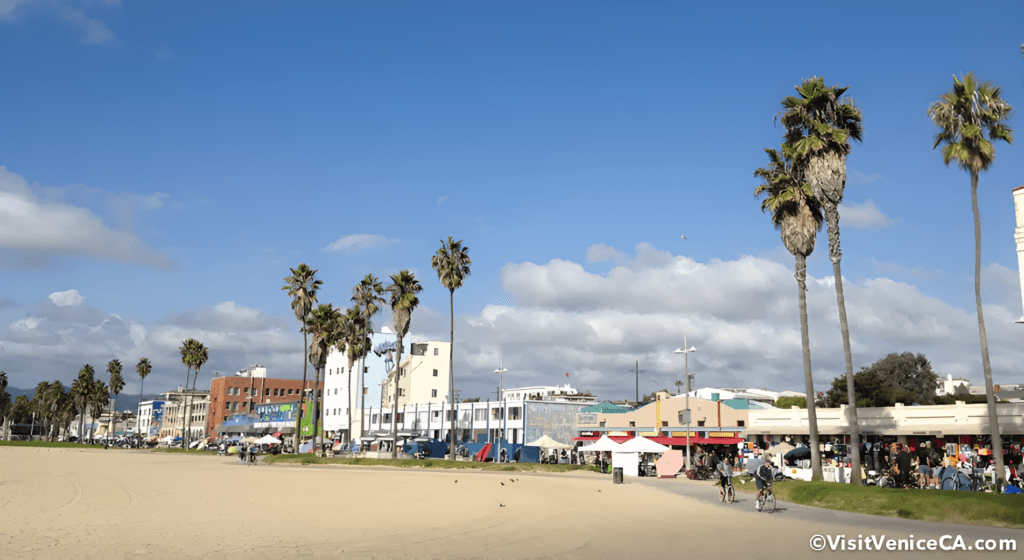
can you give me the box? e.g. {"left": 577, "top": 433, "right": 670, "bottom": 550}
{"left": 240, "top": 437, "right": 258, "bottom": 444}
{"left": 255, "top": 435, "right": 281, "bottom": 445}
{"left": 784, "top": 447, "right": 812, "bottom": 461}
{"left": 525, "top": 434, "right": 572, "bottom": 450}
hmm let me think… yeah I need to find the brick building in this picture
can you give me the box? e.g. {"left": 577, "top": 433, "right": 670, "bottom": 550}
{"left": 207, "top": 364, "right": 323, "bottom": 437}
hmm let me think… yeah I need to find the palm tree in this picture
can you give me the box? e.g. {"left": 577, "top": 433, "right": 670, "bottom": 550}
{"left": 136, "top": 358, "right": 152, "bottom": 437}
{"left": 0, "top": 370, "right": 9, "bottom": 440}
{"left": 107, "top": 359, "right": 124, "bottom": 436}
{"left": 178, "top": 338, "right": 200, "bottom": 444}
{"left": 186, "top": 341, "right": 209, "bottom": 446}
{"left": 351, "top": 274, "right": 385, "bottom": 446}
{"left": 283, "top": 263, "right": 322, "bottom": 453}
{"left": 306, "top": 303, "right": 341, "bottom": 452}
{"left": 929, "top": 73, "right": 1014, "bottom": 482}
{"left": 755, "top": 147, "right": 826, "bottom": 481}
{"left": 33, "top": 381, "right": 52, "bottom": 440}
{"left": 41, "top": 381, "right": 66, "bottom": 441}
{"left": 779, "top": 76, "right": 865, "bottom": 483}
{"left": 431, "top": 237, "right": 472, "bottom": 460}
{"left": 339, "top": 306, "right": 370, "bottom": 442}
{"left": 88, "top": 380, "right": 109, "bottom": 440}
{"left": 386, "top": 270, "right": 423, "bottom": 459}
{"left": 71, "top": 364, "right": 96, "bottom": 441}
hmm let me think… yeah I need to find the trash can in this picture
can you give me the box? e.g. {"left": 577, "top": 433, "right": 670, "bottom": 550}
{"left": 613, "top": 467, "right": 624, "bottom": 484}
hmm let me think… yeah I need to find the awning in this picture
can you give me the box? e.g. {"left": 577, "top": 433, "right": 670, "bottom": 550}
{"left": 574, "top": 435, "right": 744, "bottom": 446}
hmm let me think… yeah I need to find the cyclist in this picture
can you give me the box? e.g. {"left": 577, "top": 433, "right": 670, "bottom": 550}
{"left": 754, "top": 456, "right": 773, "bottom": 509}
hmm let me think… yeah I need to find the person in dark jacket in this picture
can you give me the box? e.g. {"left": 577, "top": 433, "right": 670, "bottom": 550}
{"left": 894, "top": 443, "right": 913, "bottom": 487}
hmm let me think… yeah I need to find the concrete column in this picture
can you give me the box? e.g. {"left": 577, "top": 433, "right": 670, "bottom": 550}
{"left": 1014, "top": 186, "right": 1024, "bottom": 323}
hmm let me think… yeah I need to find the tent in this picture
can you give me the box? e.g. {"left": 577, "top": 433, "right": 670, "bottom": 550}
{"left": 612, "top": 436, "right": 669, "bottom": 478}
{"left": 256, "top": 435, "right": 281, "bottom": 445}
{"left": 755, "top": 442, "right": 795, "bottom": 474}
{"left": 525, "top": 434, "right": 572, "bottom": 450}
{"left": 578, "top": 435, "right": 621, "bottom": 453}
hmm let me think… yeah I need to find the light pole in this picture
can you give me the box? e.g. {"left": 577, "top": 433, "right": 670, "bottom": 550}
{"left": 674, "top": 336, "right": 697, "bottom": 472}
{"left": 494, "top": 365, "right": 507, "bottom": 462}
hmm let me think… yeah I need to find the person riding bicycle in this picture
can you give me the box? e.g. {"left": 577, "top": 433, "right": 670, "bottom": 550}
{"left": 716, "top": 455, "right": 733, "bottom": 493}
{"left": 754, "top": 456, "right": 773, "bottom": 509}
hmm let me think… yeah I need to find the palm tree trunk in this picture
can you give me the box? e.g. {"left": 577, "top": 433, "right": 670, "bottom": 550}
{"left": 795, "top": 254, "right": 823, "bottom": 481}
{"left": 311, "top": 362, "right": 321, "bottom": 454}
{"left": 824, "top": 205, "right": 861, "bottom": 484}
{"left": 391, "top": 336, "right": 403, "bottom": 459}
{"left": 972, "top": 172, "right": 1006, "bottom": 483}
{"left": 182, "top": 367, "right": 191, "bottom": 444}
{"left": 295, "top": 329, "right": 308, "bottom": 455}
{"left": 359, "top": 351, "right": 366, "bottom": 448}
{"left": 448, "top": 289, "right": 456, "bottom": 461}
{"left": 138, "top": 378, "right": 144, "bottom": 438}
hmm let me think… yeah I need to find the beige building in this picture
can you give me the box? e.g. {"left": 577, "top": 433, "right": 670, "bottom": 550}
{"left": 575, "top": 395, "right": 748, "bottom": 446}
{"left": 158, "top": 388, "right": 210, "bottom": 440}
{"left": 381, "top": 341, "right": 451, "bottom": 409}
{"left": 1014, "top": 185, "right": 1024, "bottom": 323}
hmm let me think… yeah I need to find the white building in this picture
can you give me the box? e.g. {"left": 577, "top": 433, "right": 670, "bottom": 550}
{"left": 322, "top": 335, "right": 450, "bottom": 444}
{"left": 137, "top": 400, "right": 166, "bottom": 437}
{"left": 686, "top": 387, "right": 803, "bottom": 404}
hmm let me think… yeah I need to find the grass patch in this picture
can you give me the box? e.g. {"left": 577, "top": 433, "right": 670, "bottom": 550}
{"left": 732, "top": 475, "right": 1024, "bottom": 528}
{"left": 0, "top": 440, "right": 103, "bottom": 449}
{"left": 263, "top": 454, "right": 600, "bottom": 473}
{"left": 149, "top": 448, "right": 218, "bottom": 455}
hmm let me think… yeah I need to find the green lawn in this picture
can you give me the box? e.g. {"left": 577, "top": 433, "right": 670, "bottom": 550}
{"left": 731, "top": 474, "right": 1024, "bottom": 529}
{"left": 0, "top": 440, "right": 101, "bottom": 449}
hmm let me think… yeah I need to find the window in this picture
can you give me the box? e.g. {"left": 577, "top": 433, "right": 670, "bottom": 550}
{"left": 474, "top": 409, "right": 486, "bottom": 421}
{"left": 433, "top": 411, "right": 440, "bottom": 419}
{"left": 265, "top": 389, "right": 270, "bottom": 396}
{"left": 697, "top": 420, "right": 705, "bottom": 427}
{"left": 508, "top": 407, "right": 521, "bottom": 420}
{"left": 434, "top": 348, "right": 439, "bottom": 356}
{"left": 244, "top": 388, "right": 249, "bottom": 394}
{"left": 661, "top": 421, "right": 668, "bottom": 427}
{"left": 433, "top": 369, "right": 438, "bottom": 377}
{"left": 288, "top": 389, "right": 293, "bottom": 395}
{"left": 737, "top": 420, "right": 745, "bottom": 427}
{"left": 629, "top": 421, "right": 635, "bottom": 427}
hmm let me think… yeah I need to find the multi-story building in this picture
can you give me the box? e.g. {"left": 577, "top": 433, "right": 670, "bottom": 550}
{"left": 380, "top": 341, "right": 452, "bottom": 409}
{"left": 158, "top": 387, "right": 209, "bottom": 440}
{"left": 206, "top": 365, "right": 323, "bottom": 437}
{"left": 137, "top": 400, "right": 165, "bottom": 438}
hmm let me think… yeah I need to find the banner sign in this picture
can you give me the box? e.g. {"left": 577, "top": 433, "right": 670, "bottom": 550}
{"left": 577, "top": 414, "right": 597, "bottom": 424}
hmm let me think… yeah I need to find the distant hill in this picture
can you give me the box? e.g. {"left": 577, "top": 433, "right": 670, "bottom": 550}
{"left": 3, "top": 387, "right": 162, "bottom": 414}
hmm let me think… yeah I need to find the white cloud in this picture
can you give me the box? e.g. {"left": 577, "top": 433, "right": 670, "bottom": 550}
{"left": 59, "top": 6, "right": 115, "bottom": 44}
{"left": 437, "top": 195, "right": 448, "bottom": 205}
{"left": 839, "top": 199, "right": 890, "bottom": 230}
{"left": 585, "top": 243, "right": 624, "bottom": 263}
{"left": 0, "top": 167, "right": 176, "bottom": 270}
{"left": 48, "top": 289, "right": 84, "bottom": 307}
{"left": 10, "top": 317, "right": 42, "bottom": 332}
{"left": 324, "top": 234, "right": 399, "bottom": 252}
{"left": 849, "top": 170, "right": 883, "bottom": 185}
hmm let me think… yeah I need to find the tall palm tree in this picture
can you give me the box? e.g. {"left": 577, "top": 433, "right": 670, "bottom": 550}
{"left": 71, "top": 364, "right": 96, "bottom": 441}
{"left": 339, "top": 306, "right": 370, "bottom": 442}
{"left": 351, "top": 274, "right": 384, "bottom": 445}
{"left": 178, "top": 338, "right": 197, "bottom": 442}
{"left": 306, "top": 303, "right": 341, "bottom": 452}
{"left": 283, "top": 263, "right": 322, "bottom": 453}
{"left": 186, "top": 341, "right": 209, "bottom": 446}
{"left": 42, "top": 381, "right": 66, "bottom": 441}
{"left": 88, "top": 380, "right": 109, "bottom": 440}
{"left": 755, "top": 147, "right": 826, "bottom": 481}
{"left": 0, "top": 370, "right": 9, "bottom": 440}
{"left": 136, "top": 358, "right": 152, "bottom": 437}
{"left": 386, "top": 270, "right": 422, "bottom": 459}
{"left": 431, "top": 237, "right": 472, "bottom": 460}
{"left": 33, "top": 381, "right": 52, "bottom": 440}
{"left": 779, "top": 76, "right": 865, "bottom": 483}
{"left": 929, "top": 73, "right": 1014, "bottom": 482}
{"left": 107, "top": 359, "right": 124, "bottom": 436}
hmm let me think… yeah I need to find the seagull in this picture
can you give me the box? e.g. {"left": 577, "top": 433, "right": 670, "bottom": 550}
{"left": 680, "top": 235, "right": 687, "bottom": 240}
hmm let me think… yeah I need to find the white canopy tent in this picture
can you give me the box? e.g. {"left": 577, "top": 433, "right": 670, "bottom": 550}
{"left": 612, "top": 436, "right": 670, "bottom": 478}
{"left": 578, "top": 435, "right": 621, "bottom": 453}
{"left": 525, "top": 434, "right": 572, "bottom": 450}
{"left": 255, "top": 435, "right": 281, "bottom": 445}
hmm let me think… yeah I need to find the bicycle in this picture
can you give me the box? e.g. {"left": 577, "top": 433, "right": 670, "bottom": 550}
{"left": 719, "top": 476, "right": 735, "bottom": 503}
{"left": 756, "top": 484, "right": 775, "bottom": 512}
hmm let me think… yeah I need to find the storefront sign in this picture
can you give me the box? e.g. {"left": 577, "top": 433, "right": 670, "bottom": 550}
{"left": 709, "top": 432, "right": 736, "bottom": 438}
{"left": 608, "top": 431, "right": 630, "bottom": 436}
{"left": 578, "top": 430, "right": 600, "bottom": 437}
{"left": 577, "top": 414, "right": 597, "bottom": 424}
{"left": 671, "top": 431, "right": 698, "bottom": 437}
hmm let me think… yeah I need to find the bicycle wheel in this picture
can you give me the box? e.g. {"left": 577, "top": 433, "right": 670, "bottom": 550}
{"left": 765, "top": 491, "right": 776, "bottom": 513}
{"left": 726, "top": 484, "right": 735, "bottom": 503}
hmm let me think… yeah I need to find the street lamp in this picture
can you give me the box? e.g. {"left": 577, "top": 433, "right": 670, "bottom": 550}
{"left": 495, "top": 365, "right": 507, "bottom": 462}
{"left": 674, "top": 335, "right": 697, "bottom": 472}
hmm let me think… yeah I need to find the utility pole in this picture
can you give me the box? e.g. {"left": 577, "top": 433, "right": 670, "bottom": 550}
{"left": 628, "top": 361, "right": 643, "bottom": 405}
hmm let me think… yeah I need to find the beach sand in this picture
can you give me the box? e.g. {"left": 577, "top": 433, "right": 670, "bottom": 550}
{"left": 0, "top": 447, "right": 1017, "bottom": 559}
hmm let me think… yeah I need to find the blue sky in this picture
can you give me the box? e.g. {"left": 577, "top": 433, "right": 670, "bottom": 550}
{"left": 1, "top": 1, "right": 1023, "bottom": 402}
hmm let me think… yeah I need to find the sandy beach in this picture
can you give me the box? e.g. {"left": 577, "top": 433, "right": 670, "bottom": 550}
{"left": 1, "top": 447, "right": 1019, "bottom": 559}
